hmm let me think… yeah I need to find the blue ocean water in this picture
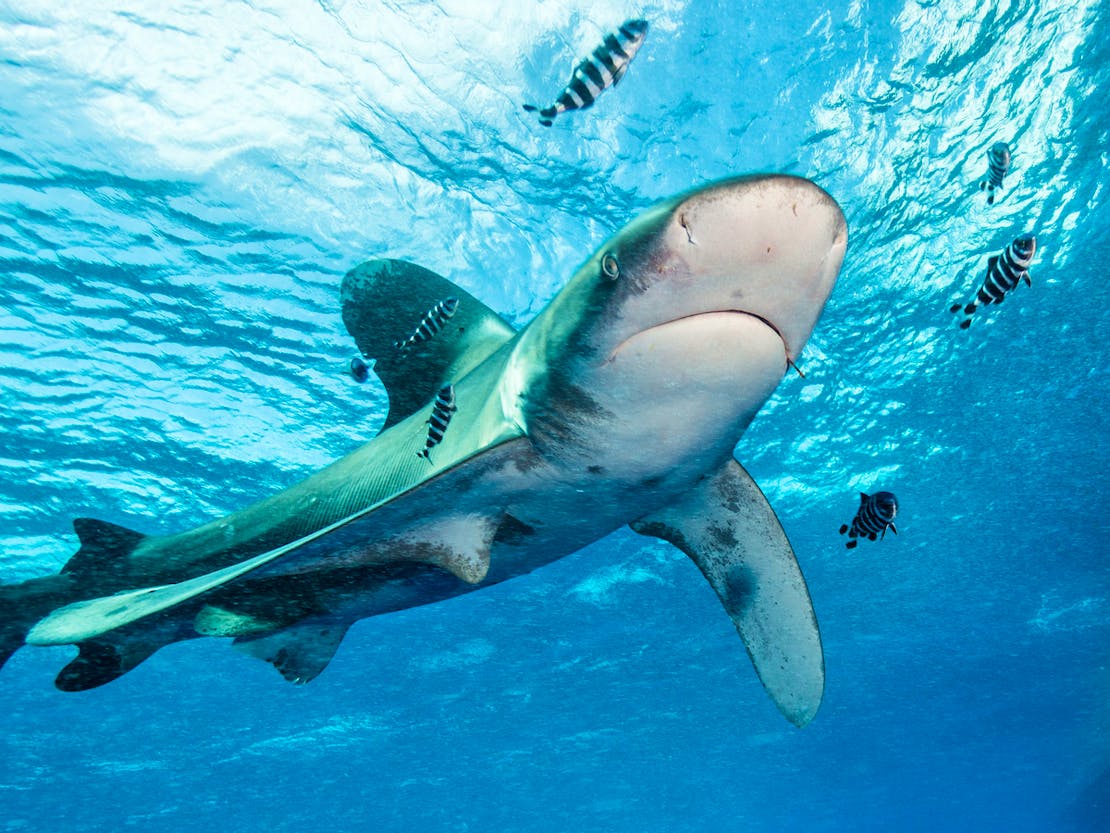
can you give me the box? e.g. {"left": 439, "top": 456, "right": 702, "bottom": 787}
{"left": 1, "top": 0, "right": 1107, "bottom": 830}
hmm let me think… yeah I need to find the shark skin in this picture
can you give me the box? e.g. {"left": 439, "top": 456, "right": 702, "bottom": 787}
{"left": 5, "top": 174, "right": 847, "bottom": 727}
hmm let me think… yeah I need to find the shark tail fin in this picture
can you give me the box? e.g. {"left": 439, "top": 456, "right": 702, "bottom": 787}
{"left": 0, "top": 573, "right": 75, "bottom": 670}
{"left": 0, "top": 517, "right": 149, "bottom": 674}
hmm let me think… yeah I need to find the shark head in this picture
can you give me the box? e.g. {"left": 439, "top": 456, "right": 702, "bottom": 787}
{"left": 519, "top": 174, "right": 847, "bottom": 470}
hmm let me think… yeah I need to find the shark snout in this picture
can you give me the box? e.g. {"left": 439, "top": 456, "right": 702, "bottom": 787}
{"left": 671, "top": 175, "right": 847, "bottom": 362}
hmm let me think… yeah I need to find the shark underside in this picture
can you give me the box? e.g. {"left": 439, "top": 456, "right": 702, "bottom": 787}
{"left": 1, "top": 174, "right": 847, "bottom": 727}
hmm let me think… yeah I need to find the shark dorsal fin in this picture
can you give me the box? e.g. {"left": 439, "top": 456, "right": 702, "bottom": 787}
{"left": 63, "top": 518, "right": 147, "bottom": 580}
{"left": 233, "top": 620, "right": 352, "bottom": 684}
{"left": 341, "top": 259, "right": 516, "bottom": 429}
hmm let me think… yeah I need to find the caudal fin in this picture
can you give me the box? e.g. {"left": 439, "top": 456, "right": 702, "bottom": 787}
{"left": 522, "top": 103, "right": 556, "bottom": 127}
{"left": 2, "top": 517, "right": 147, "bottom": 673}
{"left": 0, "top": 573, "right": 75, "bottom": 670}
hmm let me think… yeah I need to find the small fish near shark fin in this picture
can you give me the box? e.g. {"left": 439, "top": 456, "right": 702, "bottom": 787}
{"left": 631, "top": 458, "right": 824, "bottom": 727}
{"left": 341, "top": 259, "right": 517, "bottom": 430}
{"left": 233, "top": 620, "right": 352, "bottom": 685}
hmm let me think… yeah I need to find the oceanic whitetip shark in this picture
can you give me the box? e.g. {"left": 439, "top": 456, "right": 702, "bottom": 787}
{"left": 0, "top": 174, "right": 846, "bottom": 727}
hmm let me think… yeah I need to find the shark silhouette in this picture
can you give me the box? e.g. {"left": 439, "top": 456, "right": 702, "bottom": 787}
{"left": 1, "top": 174, "right": 847, "bottom": 727}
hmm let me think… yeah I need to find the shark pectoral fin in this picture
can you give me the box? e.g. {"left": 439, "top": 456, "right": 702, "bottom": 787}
{"left": 341, "top": 259, "right": 517, "bottom": 430}
{"left": 233, "top": 620, "right": 352, "bottom": 684}
{"left": 631, "top": 458, "right": 824, "bottom": 727}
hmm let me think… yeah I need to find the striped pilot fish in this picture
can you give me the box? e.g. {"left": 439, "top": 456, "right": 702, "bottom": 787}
{"left": 418, "top": 383, "right": 457, "bottom": 462}
{"left": 523, "top": 19, "right": 649, "bottom": 127}
{"left": 348, "top": 355, "right": 371, "bottom": 383}
{"left": 950, "top": 234, "right": 1036, "bottom": 329}
{"left": 839, "top": 491, "right": 899, "bottom": 549}
{"left": 979, "top": 142, "right": 1011, "bottom": 205}
{"left": 395, "top": 297, "right": 460, "bottom": 352}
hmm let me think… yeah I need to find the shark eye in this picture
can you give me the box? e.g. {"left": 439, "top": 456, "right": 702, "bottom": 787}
{"left": 601, "top": 252, "right": 620, "bottom": 281}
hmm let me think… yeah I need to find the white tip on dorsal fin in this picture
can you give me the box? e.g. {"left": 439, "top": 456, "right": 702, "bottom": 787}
{"left": 233, "top": 620, "right": 353, "bottom": 685}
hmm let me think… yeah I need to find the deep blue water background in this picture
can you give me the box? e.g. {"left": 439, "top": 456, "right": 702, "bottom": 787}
{"left": 1, "top": 1, "right": 1107, "bottom": 831}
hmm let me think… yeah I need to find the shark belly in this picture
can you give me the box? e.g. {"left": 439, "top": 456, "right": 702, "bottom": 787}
{"left": 222, "top": 308, "right": 792, "bottom": 616}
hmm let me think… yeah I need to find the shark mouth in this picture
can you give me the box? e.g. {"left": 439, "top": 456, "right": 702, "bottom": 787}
{"left": 609, "top": 309, "right": 793, "bottom": 367}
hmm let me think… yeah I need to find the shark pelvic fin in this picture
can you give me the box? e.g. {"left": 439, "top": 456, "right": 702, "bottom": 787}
{"left": 631, "top": 458, "right": 825, "bottom": 727}
{"left": 341, "top": 259, "right": 516, "bottom": 430}
{"left": 233, "top": 620, "right": 352, "bottom": 684}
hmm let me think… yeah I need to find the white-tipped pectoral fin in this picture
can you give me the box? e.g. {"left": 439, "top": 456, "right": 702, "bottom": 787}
{"left": 631, "top": 457, "right": 824, "bottom": 727}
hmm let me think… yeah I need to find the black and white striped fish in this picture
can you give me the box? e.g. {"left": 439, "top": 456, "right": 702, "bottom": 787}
{"left": 979, "top": 142, "right": 1011, "bottom": 205}
{"left": 418, "top": 384, "right": 457, "bottom": 462}
{"left": 523, "top": 19, "right": 649, "bottom": 127}
{"left": 395, "top": 297, "right": 460, "bottom": 352}
{"left": 950, "top": 234, "right": 1036, "bottom": 329}
{"left": 839, "top": 491, "right": 899, "bottom": 549}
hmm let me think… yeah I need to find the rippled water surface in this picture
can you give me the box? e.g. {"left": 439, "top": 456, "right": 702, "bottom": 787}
{"left": 2, "top": 1, "right": 1108, "bottom": 831}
